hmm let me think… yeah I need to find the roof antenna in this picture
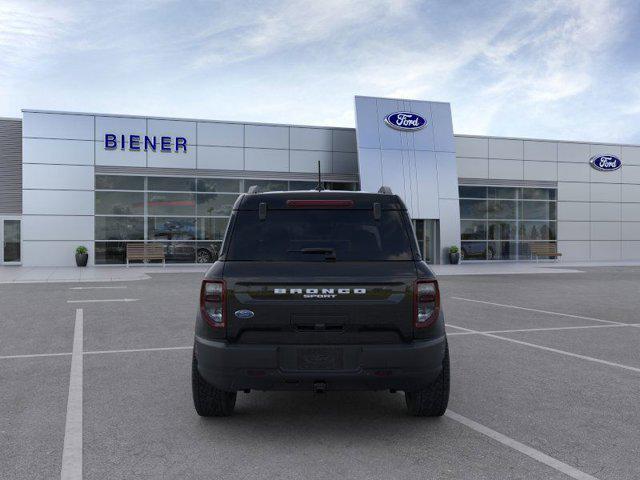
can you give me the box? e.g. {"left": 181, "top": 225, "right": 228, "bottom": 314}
{"left": 316, "top": 160, "right": 323, "bottom": 191}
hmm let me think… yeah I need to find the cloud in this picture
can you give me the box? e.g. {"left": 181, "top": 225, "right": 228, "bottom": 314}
{"left": 0, "top": 0, "right": 637, "bottom": 142}
{"left": 0, "top": 1, "right": 72, "bottom": 75}
{"left": 187, "top": 0, "right": 417, "bottom": 68}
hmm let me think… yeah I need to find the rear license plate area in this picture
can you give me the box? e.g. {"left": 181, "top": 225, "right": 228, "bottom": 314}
{"left": 296, "top": 347, "right": 344, "bottom": 370}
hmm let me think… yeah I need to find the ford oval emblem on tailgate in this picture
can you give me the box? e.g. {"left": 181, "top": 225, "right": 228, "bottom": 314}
{"left": 234, "top": 310, "right": 255, "bottom": 319}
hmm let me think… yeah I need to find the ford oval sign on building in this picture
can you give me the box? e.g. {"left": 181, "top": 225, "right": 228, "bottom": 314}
{"left": 590, "top": 155, "right": 622, "bottom": 172}
{"left": 384, "top": 112, "right": 427, "bottom": 131}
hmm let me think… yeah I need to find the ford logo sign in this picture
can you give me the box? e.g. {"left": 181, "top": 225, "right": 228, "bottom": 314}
{"left": 234, "top": 309, "right": 255, "bottom": 319}
{"left": 590, "top": 155, "right": 621, "bottom": 172}
{"left": 384, "top": 112, "right": 427, "bottom": 131}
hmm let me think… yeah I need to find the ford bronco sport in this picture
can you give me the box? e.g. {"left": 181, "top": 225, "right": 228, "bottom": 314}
{"left": 192, "top": 187, "right": 449, "bottom": 416}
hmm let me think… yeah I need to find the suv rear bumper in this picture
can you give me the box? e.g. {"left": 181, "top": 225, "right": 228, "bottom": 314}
{"left": 194, "top": 334, "right": 447, "bottom": 392}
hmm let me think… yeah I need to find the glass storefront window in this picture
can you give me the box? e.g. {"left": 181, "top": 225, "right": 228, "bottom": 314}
{"left": 458, "top": 186, "right": 557, "bottom": 261}
{"left": 520, "top": 201, "right": 556, "bottom": 220}
{"left": 196, "top": 241, "right": 222, "bottom": 263}
{"left": 290, "top": 181, "right": 319, "bottom": 190}
{"left": 487, "top": 187, "right": 517, "bottom": 199}
{"left": 3, "top": 220, "right": 21, "bottom": 263}
{"left": 196, "top": 193, "right": 238, "bottom": 216}
{"left": 488, "top": 241, "right": 518, "bottom": 260}
{"left": 95, "top": 241, "right": 130, "bottom": 265}
{"left": 148, "top": 217, "right": 196, "bottom": 241}
{"left": 147, "top": 192, "right": 196, "bottom": 216}
{"left": 459, "top": 186, "right": 487, "bottom": 198}
{"left": 488, "top": 200, "right": 517, "bottom": 219}
{"left": 197, "top": 218, "right": 229, "bottom": 241}
{"left": 161, "top": 241, "right": 196, "bottom": 263}
{"left": 95, "top": 175, "right": 358, "bottom": 264}
{"left": 244, "top": 180, "right": 288, "bottom": 192}
{"left": 95, "top": 175, "right": 144, "bottom": 190}
{"left": 460, "top": 199, "right": 488, "bottom": 219}
{"left": 148, "top": 176, "right": 196, "bottom": 192}
{"left": 488, "top": 221, "right": 516, "bottom": 240}
{"left": 95, "top": 217, "right": 144, "bottom": 240}
{"left": 461, "top": 220, "right": 487, "bottom": 240}
{"left": 461, "top": 241, "right": 487, "bottom": 260}
{"left": 522, "top": 188, "right": 556, "bottom": 200}
{"left": 520, "top": 222, "right": 556, "bottom": 240}
{"left": 96, "top": 192, "right": 144, "bottom": 215}
{"left": 197, "top": 178, "right": 240, "bottom": 193}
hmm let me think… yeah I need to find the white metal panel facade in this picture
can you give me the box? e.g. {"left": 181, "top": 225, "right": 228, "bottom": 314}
{"left": 355, "top": 96, "right": 460, "bottom": 262}
{"left": 20, "top": 110, "right": 359, "bottom": 266}
{"left": 455, "top": 134, "right": 640, "bottom": 261}
{"left": 12, "top": 104, "right": 640, "bottom": 266}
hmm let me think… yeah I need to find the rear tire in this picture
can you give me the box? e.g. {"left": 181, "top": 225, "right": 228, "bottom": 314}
{"left": 405, "top": 341, "right": 450, "bottom": 417}
{"left": 192, "top": 353, "right": 236, "bottom": 417}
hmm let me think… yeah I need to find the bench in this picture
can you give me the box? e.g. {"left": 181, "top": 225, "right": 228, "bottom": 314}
{"left": 126, "top": 243, "right": 165, "bottom": 267}
{"left": 529, "top": 243, "right": 562, "bottom": 262}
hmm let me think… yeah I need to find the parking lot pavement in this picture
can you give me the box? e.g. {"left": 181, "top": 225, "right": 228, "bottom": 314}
{"left": 0, "top": 284, "right": 78, "bottom": 357}
{"left": 448, "top": 334, "right": 640, "bottom": 479}
{"left": 0, "top": 356, "right": 69, "bottom": 480}
{"left": 83, "top": 350, "right": 567, "bottom": 480}
{"left": 2, "top": 269, "right": 640, "bottom": 479}
{"left": 439, "top": 266, "right": 640, "bottom": 323}
{"left": 441, "top": 297, "right": 614, "bottom": 333}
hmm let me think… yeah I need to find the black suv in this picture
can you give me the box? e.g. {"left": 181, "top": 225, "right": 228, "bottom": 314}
{"left": 192, "top": 188, "right": 449, "bottom": 416}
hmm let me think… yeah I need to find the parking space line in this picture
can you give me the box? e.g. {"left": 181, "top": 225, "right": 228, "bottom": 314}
{"left": 66, "top": 298, "right": 139, "bottom": 303}
{"left": 447, "top": 323, "right": 640, "bottom": 336}
{"left": 0, "top": 346, "right": 192, "bottom": 361}
{"left": 69, "top": 286, "right": 127, "bottom": 290}
{"left": 0, "top": 351, "right": 72, "bottom": 360}
{"left": 450, "top": 297, "right": 624, "bottom": 325}
{"left": 445, "top": 410, "right": 599, "bottom": 480}
{"left": 448, "top": 323, "right": 640, "bottom": 374}
{"left": 61, "top": 309, "right": 83, "bottom": 480}
{"left": 84, "top": 346, "right": 191, "bottom": 355}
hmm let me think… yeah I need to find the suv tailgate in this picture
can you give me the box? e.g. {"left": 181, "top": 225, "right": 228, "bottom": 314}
{"left": 223, "top": 261, "right": 416, "bottom": 344}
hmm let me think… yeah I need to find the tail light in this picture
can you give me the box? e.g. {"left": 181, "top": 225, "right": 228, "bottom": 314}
{"left": 201, "top": 280, "right": 226, "bottom": 328}
{"left": 414, "top": 280, "right": 440, "bottom": 328}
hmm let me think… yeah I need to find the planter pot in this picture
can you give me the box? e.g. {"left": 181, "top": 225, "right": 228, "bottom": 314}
{"left": 75, "top": 253, "right": 88, "bottom": 267}
{"left": 449, "top": 252, "right": 460, "bottom": 264}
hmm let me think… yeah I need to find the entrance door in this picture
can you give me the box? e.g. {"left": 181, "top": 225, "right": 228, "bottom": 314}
{"left": 1, "top": 218, "right": 21, "bottom": 264}
{"left": 412, "top": 219, "right": 439, "bottom": 264}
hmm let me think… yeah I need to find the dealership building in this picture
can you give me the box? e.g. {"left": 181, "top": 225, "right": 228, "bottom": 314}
{"left": 0, "top": 95, "right": 639, "bottom": 267}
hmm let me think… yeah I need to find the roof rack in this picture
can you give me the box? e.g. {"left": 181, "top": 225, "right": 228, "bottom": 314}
{"left": 378, "top": 186, "right": 393, "bottom": 195}
{"left": 247, "top": 185, "right": 260, "bottom": 194}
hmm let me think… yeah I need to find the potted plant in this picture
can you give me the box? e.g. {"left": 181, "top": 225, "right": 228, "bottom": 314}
{"left": 75, "top": 246, "right": 88, "bottom": 267}
{"left": 449, "top": 245, "right": 460, "bottom": 264}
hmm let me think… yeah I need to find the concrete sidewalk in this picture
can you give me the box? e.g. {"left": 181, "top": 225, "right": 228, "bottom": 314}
{"left": 1, "top": 260, "right": 638, "bottom": 283}
{"left": 0, "top": 265, "right": 208, "bottom": 284}
{"left": 432, "top": 259, "right": 640, "bottom": 276}
{"left": 431, "top": 263, "right": 582, "bottom": 276}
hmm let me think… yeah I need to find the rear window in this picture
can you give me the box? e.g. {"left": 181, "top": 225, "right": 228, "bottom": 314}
{"left": 226, "top": 210, "right": 414, "bottom": 261}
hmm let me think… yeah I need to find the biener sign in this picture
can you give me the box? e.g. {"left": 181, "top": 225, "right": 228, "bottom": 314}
{"left": 104, "top": 133, "right": 188, "bottom": 152}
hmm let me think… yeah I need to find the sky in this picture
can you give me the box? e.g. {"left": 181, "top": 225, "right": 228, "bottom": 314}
{"left": 1, "top": 0, "right": 639, "bottom": 143}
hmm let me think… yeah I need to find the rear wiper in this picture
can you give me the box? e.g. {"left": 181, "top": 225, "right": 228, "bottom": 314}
{"left": 287, "top": 247, "right": 337, "bottom": 261}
